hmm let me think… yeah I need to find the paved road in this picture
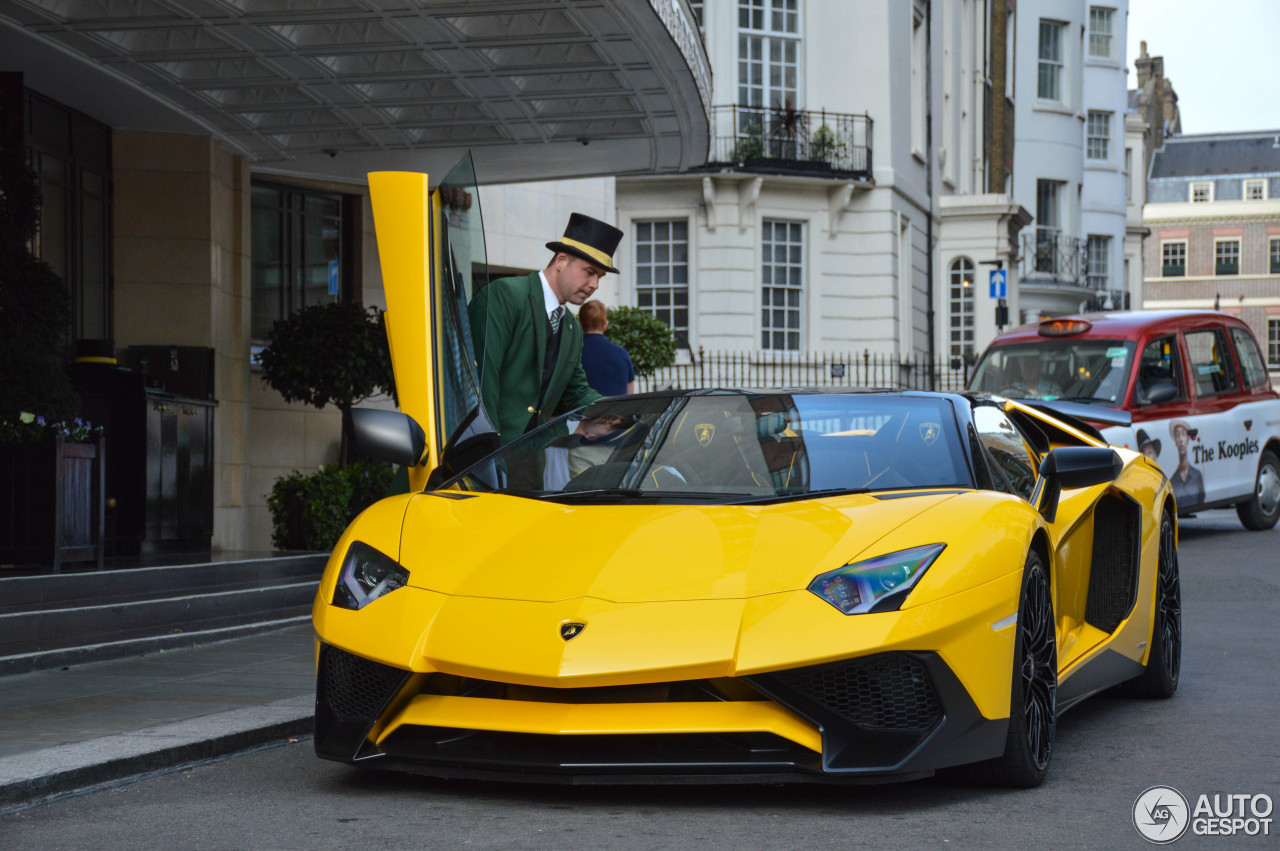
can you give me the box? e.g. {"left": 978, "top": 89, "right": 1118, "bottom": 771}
{"left": 3, "top": 511, "right": 1277, "bottom": 849}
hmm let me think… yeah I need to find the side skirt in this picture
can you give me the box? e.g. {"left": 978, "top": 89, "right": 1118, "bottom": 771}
{"left": 1057, "top": 648, "right": 1145, "bottom": 714}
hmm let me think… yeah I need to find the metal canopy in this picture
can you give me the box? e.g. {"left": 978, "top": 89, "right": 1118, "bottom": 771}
{"left": 0, "top": 0, "right": 710, "bottom": 183}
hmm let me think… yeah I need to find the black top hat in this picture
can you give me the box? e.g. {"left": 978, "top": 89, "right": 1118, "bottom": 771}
{"left": 1136, "top": 428, "right": 1161, "bottom": 457}
{"left": 546, "top": 213, "right": 622, "bottom": 274}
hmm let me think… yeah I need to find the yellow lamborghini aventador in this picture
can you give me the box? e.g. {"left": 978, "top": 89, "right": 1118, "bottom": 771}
{"left": 310, "top": 165, "right": 1181, "bottom": 788}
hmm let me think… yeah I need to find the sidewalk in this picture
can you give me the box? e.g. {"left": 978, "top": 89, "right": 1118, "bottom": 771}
{"left": 0, "top": 624, "right": 315, "bottom": 813}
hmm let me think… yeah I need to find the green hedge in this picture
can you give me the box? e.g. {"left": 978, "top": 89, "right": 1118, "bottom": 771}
{"left": 266, "top": 461, "right": 395, "bottom": 551}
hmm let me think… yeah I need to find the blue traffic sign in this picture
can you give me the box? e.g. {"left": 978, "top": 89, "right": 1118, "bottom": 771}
{"left": 989, "top": 269, "right": 1007, "bottom": 299}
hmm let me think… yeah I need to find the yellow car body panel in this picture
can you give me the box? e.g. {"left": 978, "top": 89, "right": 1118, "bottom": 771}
{"left": 367, "top": 171, "right": 442, "bottom": 486}
{"left": 377, "top": 695, "right": 824, "bottom": 755}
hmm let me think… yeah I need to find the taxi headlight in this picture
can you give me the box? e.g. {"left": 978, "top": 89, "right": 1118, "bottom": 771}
{"left": 332, "top": 542, "right": 409, "bottom": 610}
{"left": 808, "top": 544, "right": 946, "bottom": 615}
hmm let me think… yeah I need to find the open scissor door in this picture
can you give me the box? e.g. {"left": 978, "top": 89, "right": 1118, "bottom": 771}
{"left": 368, "top": 154, "right": 492, "bottom": 490}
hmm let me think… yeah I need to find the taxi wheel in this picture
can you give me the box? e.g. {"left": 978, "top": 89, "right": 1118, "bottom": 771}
{"left": 1236, "top": 449, "right": 1280, "bottom": 531}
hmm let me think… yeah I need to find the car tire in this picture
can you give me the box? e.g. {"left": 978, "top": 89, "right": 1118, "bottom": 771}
{"left": 1235, "top": 449, "right": 1280, "bottom": 531}
{"left": 970, "top": 550, "right": 1057, "bottom": 788}
{"left": 1118, "top": 512, "right": 1181, "bottom": 699}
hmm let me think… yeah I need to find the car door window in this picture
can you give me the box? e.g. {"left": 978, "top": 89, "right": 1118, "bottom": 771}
{"left": 973, "top": 406, "right": 1038, "bottom": 500}
{"left": 1230, "top": 328, "right": 1270, "bottom": 388}
{"left": 1135, "top": 335, "right": 1185, "bottom": 405}
{"left": 1185, "top": 328, "right": 1239, "bottom": 397}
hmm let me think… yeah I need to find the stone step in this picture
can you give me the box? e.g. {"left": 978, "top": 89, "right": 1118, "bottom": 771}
{"left": 0, "top": 554, "right": 329, "bottom": 675}
{"left": 0, "top": 554, "right": 328, "bottom": 614}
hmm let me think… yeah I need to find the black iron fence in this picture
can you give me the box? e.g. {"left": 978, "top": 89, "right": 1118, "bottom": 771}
{"left": 707, "top": 105, "right": 873, "bottom": 178}
{"left": 634, "top": 349, "right": 972, "bottom": 393}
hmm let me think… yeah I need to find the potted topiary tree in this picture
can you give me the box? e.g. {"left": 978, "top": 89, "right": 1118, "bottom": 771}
{"left": 258, "top": 300, "right": 397, "bottom": 549}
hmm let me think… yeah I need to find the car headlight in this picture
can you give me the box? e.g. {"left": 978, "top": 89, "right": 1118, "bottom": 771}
{"left": 807, "top": 543, "right": 946, "bottom": 615}
{"left": 332, "top": 542, "right": 409, "bottom": 610}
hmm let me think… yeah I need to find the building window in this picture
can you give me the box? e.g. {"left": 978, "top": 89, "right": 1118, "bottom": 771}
{"left": 1087, "top": 235, "right": 1110, "bottom": 290}
{"left": 1162, "top": 241, "right": 1186, "bottom": 277}
{"left": 948, "top": 258, "right": 975, "bottom": 359}
{"left": 1270, "top": 320, "right": 1280, "bottom": 369}
{"left": 24, "top": 92, "right": 113, "bottom": 343}
{"left": 1125, "top": 148, "right": 1133, "bottom": 200}
{"left": 1034, "top": 179, "right": 1062, "bottom": 271}
{"left": 1271, "top": 237, "right": 1280, "bottom": 274}
{"left": 1215, "top": 239, "right": 1240, "bottom": 276}
{"left": 251, "top": 182, "right": 347, "bottom": 341}
{"left": 1088, "top": 7, "right": 1114, "bottom": 58}
{"left": 1190, "top": 182, "right": 1212, "bottom": 203}
{"left": 761, "top": 219, "right": 803, "bottom": 351}
{"left": 634, "top": 220, "right": 690, "bottom": 347}
{"left": 1244, "top": 179, "right": 1267, "bottom": 201}
{"left": 1086, "top": 111, "right": 1111, "bottom": 160}
{"left": 738, "top": 0, "right": 799, "bottom": 111}
{"left": 1038, "top": 20, "right": 1064, "bottom": 101}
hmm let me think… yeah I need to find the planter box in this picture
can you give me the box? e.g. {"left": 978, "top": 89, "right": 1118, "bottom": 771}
{"left": 0, "top": 434, "right": 105, "bottom": 571}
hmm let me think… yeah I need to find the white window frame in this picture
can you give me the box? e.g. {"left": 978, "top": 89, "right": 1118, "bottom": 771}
{"left": 1161, "top": 240, "right": 1186, "bottom": 277}
{"left": 761, "top": 219, "right": 805, "bottom": 352}
{"left": 1088, "top": 7, "right": 1114, "bottom": 59}
{"left": 737, "top": 0, "right": 801, "bottom": 111}
{"left": 1087, "top": 235, "right": 1110, "bottom": 290}
{"left": 1215, "top": 238, "right": 1240, "bottom": 275}
{"left": 1037, "top": 20, "right": 1065, "bottom": 101}
{"left": 1244, "top": 178, "right": 1267, "bottom": 201}
{"left": 1190, "top": 181, "right": 1213, "bottom": 203}
{"left": 1271, "top": 237, "right": 1280, "bottom": 274}
{"left": 633, "top": 219, "right": 691, "bottom": 347}
{"left": 1086, "top": 111, "right": 1111, "bottom": 161}
{"left": 1269, "top": 319, "right": 1280, "bottom": 369}
{"left": 948, "top": 258, "right": 976, "bottom": 359}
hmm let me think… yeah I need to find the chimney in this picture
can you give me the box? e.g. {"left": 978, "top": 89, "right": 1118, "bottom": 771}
{"left": 1135, "top": 40, "right": 1153, "bottom": 88}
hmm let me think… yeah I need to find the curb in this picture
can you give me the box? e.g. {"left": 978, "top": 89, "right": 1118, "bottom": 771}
{"left": 0, "top": 695, "right": 314, "bottom": 813}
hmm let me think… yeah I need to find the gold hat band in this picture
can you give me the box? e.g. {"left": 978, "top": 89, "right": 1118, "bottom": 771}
{"left": 559, "top": 236, "right": 614, "bottom": 270}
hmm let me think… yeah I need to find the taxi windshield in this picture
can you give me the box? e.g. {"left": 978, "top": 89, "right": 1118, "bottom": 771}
{"left": 969, "top": 339, "right": 1137, "bottom": 404}
{"left": 441, "top": 393, "right": 973, "bottom": 503}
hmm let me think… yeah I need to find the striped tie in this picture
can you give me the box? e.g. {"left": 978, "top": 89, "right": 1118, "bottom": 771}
{"left": 549, "top": 305, "right": 564, "bottom": 335}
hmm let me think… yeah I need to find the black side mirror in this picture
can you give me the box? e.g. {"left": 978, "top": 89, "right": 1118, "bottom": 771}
{"left": 351, "top": 409, "right": 426, "bottom": 468}
{"left": 1033, "top": 446, "right": 1122, "bottom": 523}
{"left": 1142, "top": 382, "right": 1179, "bottom": 405}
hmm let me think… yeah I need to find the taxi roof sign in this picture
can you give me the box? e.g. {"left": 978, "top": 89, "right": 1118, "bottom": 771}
{"left": 1039, "top": 318, "right": 1092, "bottom": 337}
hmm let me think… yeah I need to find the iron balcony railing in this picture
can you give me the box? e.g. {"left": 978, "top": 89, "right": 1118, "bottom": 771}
{"left": 633, "top": 349, "right": 969, "bottom": 394}
{"left": 1021, "top": 232, "right": 1088, "bottom": 287}
{"left": 707, "top": 105, "right": 873, "bottom": 178}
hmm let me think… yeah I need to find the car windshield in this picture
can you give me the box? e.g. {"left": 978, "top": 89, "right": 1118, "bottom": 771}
{"left": 968, "top": 338, "right": 1137, "bottom": 404}
{"left": 440, "top": 393, "right": 973, "bottom": 503}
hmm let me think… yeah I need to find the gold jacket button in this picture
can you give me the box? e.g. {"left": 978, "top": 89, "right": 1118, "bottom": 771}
{"left": 527, "top": 406, "right": 536, "bottom": 413}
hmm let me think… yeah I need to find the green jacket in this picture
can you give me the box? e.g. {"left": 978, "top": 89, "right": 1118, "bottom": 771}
{"left": 468, "top": 272, "right": 601, "bottom": 445}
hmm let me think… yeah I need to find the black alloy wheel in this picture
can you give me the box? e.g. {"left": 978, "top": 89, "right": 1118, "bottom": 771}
{"left": 969, "top": 550, "right": 1056, "bottom": 787}
{"left": 1017, "top": 554, "right": 1057, "bottom": 772}
{"left": 1120, "top": 512, "right": 1181, "bottom": 698}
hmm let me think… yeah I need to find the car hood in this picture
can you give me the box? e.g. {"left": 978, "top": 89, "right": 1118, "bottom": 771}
{"left": 395, "top": 490, "right": 963, "bottom": 603}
